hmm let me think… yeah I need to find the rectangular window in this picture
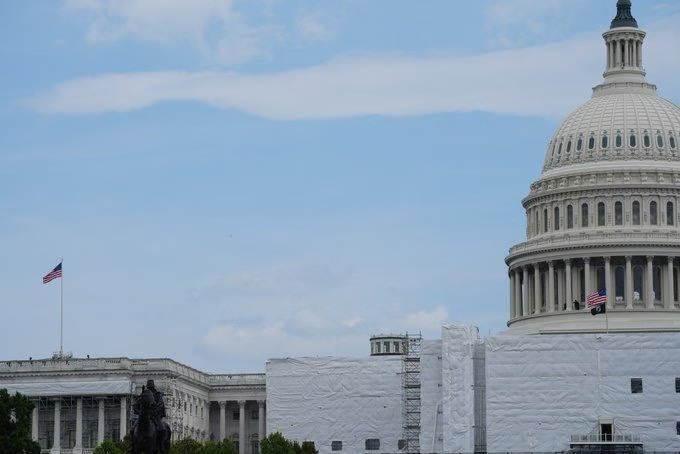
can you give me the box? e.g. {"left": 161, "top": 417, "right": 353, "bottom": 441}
{"left": 677, "top": 421, "right": 680, "bottom": 435}
{"left": 331, "top": 441, "right": 342, "bottom": 451}
{"left": 675, "top": 377, "right": 680, "bottom": 393}
{"left": 365, "top": 439, "right": 380, "bottom": 450}
{"left": 375, "top": 342, "right": 381, "bottom": 353}
{"left": 631, "top": 378, "right": 643, "bottom": 393}
{"left": 384, "top": 341, "right": 390, "bottom": 353}
{"left": 393, "top": 341, "right": 400, "bottom": 353}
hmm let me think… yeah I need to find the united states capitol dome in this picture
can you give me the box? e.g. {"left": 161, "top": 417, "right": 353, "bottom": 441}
{"left": 505, "top": 0, "right": 680, "bottom": 335}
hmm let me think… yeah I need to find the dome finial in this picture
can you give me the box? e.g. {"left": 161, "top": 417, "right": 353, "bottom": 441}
{"left": 611, "top": 0, "right": 638, "bottom": 28}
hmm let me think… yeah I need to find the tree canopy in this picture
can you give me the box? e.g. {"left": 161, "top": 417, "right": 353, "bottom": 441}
{"left": 0, "top": 389, "right": 40, "bottom": 454}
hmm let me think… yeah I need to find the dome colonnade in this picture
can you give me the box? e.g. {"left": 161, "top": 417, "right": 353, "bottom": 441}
{"left": 506, "top": 0, "right": 680, "bottom": 334}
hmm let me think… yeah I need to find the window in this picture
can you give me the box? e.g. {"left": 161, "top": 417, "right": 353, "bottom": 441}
{"left": 554, "top": 207, "right": 560, "bottom": 231}
{"left": 651, "top": 201, "right": 658, "bottom": 225}
{"left": 598, "top": 202, "right": 606, "bottom": 226}
{"left": 602, "top": 134, "right": 609, "bottom": 149}
{"left": 384, "top": 341, "right": 390, "bottom": 353}
{"left": 566, "top": 141, "right": 572, "bottom": 153}
{"left": 616, "top": 134, "right": 622, "bottom": 148}
{"left": 631, "top": 378, "right": 643, "bottom": 393}
{"left": 615, "top": 201, "right": 623, "bottom": 225}
{"left": 581, "top": 203, "right": 589, "bottom": 227}
{"left": 633, "top": 201, "right": 641, "bottom": 225}
{"left": 675, "top": 377, "right": 680, "bottom": 393}
{"left": 233, "top": 411, "right": 240, "bottom": 420}
{"left": 393, "top": 341, "right": 400, "bottom": 353}
{"left": 676, "top": 421, "right": 680, "bottom": 436}
{"left": 670, "top": 135, "right": 677, "bottom": 150}
{"left": 331, "top": 441, "right": 343, "bottom": 451}
{"left": 654, "top": 266, "right": 662, "bottom": 301}
{"left": 668, "top": 202, "right": 675, "bottom": 226}
{"left": 365, "top": 439, "right": 380, "bottom": 450}
{"left": 577, "top": 137, "right": 583, "bottom": 151}
{"left": 252, "top": 410, "right": 259, "bottom": 420}
{"left": 544, "top": 208, "right": 548, "bottom": 233}
{"left": 615, "top": 267, "right": 624, "bottom": 299}
{"left": 375, "top": 342, "right": 381, "bottom": 353}
{"left": 589, "top": 136, "right": 596, "bottom": 150}
{"left": 567, "top": 205, "right": 574, "bottom": 229}
{"left": 558, "top": 143, "right": 563, "bottom": 155}
{"left": 634, "top": 265, "right": 644, "bottom": 299}
{"left": 535, "top": 210, "right": 540, "bottom": 235}
{"left": 644, "top": 134, "right": 651, "bottom": 148}
{"left": 658, "top": 134, "right": 665, "bottom": 148}
{"left": 630, "top": 134, "right": 637, "bottom": 147}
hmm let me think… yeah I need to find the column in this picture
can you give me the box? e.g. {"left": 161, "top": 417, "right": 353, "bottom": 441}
{"left": 625, "top": 256, "right": 634, "bottom": 309}
{"left": 646, "top": 256, "right": 654, "bottom": 309}
{"left": 534, "top": 264, "right": 542, "bottom": 314}
{"left": 666, "top": 257, "right": 675, "bottom": 309}
{"left": 522, "top": 266, "right": 530, "bottom": 316}
{"left": 557, "top": 266, "right": 564, "bottom": 311}
{"left": 31, "top": 405, "right": 39, "bottom": 442}
{"left": 74, "top": 397, "right": 83, "bottom": 454}
{"left": 120, "top": 397, "right": 127, "bottom": 441}
{"left": 624, "top": 39, "right": 629, "bottom": 66}
{"left": 219, "top": 401, "right": 226, "bottom": 441}
{"left": 605, "top": 257, "right": 613, "bottom": 310}
{"left": 98, "top": 398, "right": 105, "bottom": 444}
{"left": 565, "top": 260, "right": 573, "bottom": 311}
{"left": 238, "top": 400, "right": 246, "bottom": 454}
{"left": 51, "top": 399, "right": 61, "bottom": 453}
{"left": 584, "top": 258, "right": 591, "bottom": 299}
{"left": 514, "top": 269, "right": 522, "bottom": 317}
{"left": 258, "top": 400, "right": 265, "bottom": 441}
{"left": 547, "top": 261, "right": 555, "bottom": 312}
{"left": 509, "top": 273, "right": 515, "bottom": 319}
{"left": 633, "top": 40, "right": 638, "bottom": 67}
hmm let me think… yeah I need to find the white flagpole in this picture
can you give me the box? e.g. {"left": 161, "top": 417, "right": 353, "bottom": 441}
{"left": 60, "top": 259, "right": 64, "bottom": 357}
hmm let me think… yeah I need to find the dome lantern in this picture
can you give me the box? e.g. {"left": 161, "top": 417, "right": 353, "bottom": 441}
{"left": 600, "top": 0, "right": 647, "bottom": 90}
{"left": 610, "top": 0, "right": 638, "bottom": 29}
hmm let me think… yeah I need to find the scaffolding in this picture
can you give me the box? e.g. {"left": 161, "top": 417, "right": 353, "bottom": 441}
{"left": 401, "top": 332, "right": 422, "bottom": 453}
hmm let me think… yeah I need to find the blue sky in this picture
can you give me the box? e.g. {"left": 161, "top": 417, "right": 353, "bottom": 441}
{"left": 2, "top": 0, "right": 680, "bottom": 372}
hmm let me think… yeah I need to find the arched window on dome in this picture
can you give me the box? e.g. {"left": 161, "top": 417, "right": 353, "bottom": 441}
{"left": 644, "top": 133, "right": 651, "bottom": 148}
{"left": 566, "top": 140, "right": 572, "bottom": 153}
{"left": 581, "top": 203, "right": 589, "bottom": 227}
{"left": 615, "top": 133, "right": 623, "bottom": 148}
{"left": 667, "top": 202, "right": 674, "bottom": 226}
{"left": 567, "top": 205, "right": 574, "bottom": 229}
{"left": 630, "top": 133, "right": 637, "bottom": 148}
{"left": 653, "top": 266, "right": 662, "bottom": 301}
{"left": 544, "top": 208, "right": 548, "bottom": 233}
{"left": 558, "top": 142, "right": 563, "bottom": 155}
{"left": 632, "top": 201, "right": 641, "bottom": 225}
{"left": 657, "top": 134, "right": 664, "bottom": 148}
{"left": 615, "top": 201, "right": 623, "bottom": 226}
{"left": 535, "top": 210, "right": 540, "bottom": 235}
{"left": 601, "top": 134, "right": 609, "bottom": 149}
{"left": 588, "top": 136, "right": 596, "bottom": 151}
{"left": 650, "top": 201, "right": 658, "bottom": 225}
{"left": 670, "top": 135, "right": 677, "bottom": 150}
{"left": 633, "top": 265, "right": 644, "bottom": 301}
{"left": 615, "top": 266, "right": 625, "bottom": 301}
{"left": 598, "top": 202, "right": 606, "bottom": 226}
{"left": 554, "top": 207, "right": 560, "bottom": 231}
{"left": 577, "top": 137, "right": 583, "bottom": 152}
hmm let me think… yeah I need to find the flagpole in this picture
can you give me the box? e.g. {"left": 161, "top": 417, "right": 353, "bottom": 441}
{"left": 60, "top": 259, "right": 63, "bottom": 357}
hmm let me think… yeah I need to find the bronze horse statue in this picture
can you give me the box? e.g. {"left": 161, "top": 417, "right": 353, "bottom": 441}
{"left": 130, "top": 387, "right": 171, "bottom": 454}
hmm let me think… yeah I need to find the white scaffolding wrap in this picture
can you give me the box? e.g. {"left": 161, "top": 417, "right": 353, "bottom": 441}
{"left": 0, "top": 379, "right": 131, "bottom": 396}
{"left": 266, "top": 356, "right": 402, "bottom": 454}
{"left": 485, "top": 332, "right": 680, "bottom": 453}
{"left": 419, "top": 340, "right": 443, "bottom": 453}
{"left": 441, "top": 325, "right": 478, "bottom": 454}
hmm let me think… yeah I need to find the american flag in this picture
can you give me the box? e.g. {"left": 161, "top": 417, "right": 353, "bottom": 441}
{"left": 586, "top": 289, "right": 606, "bottom": 308}
{"left": 43, "top": 263, "right": 62, "bottom": 284}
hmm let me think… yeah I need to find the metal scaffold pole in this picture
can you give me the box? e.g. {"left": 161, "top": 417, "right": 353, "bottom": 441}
{"left": 402, "top": 331, "right": 422, "bottom": 454}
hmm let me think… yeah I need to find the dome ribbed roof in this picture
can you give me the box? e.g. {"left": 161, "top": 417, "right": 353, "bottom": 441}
{"left": 542, "top": 93, "right": 680, "bottom": 172}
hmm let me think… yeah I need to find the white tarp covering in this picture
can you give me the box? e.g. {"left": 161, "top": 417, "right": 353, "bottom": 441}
{"left": 0, "top": 379, "right": 132, "bottom": 396}
{"left": 266, "top": 356, "right": 402, "bottom": 454}
{"left": 485, "top": 332, "right": 680, "bottom": 453}
{"left": 441, "top": 325, "right": 478, "bottom": 454}
{"left": 419, "top": 340, "right": 443, "bottom": 453}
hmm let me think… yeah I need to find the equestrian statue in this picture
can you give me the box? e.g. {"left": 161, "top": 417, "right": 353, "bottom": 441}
{"left": 130, "top": 379, "right": 171, "bottom": 454}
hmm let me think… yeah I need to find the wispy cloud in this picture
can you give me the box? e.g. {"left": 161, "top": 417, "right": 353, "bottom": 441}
{"left": 23, "top": 16, "right": 680, "bottom": 120}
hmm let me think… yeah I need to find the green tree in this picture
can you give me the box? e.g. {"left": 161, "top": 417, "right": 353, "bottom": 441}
{"left": 260, "top": 431, "right": 295, "bottom": 454}
{"left": 299, "top": 441, "right": 318, "bottom": 454}
{"left": 93, "top": 438, "right": 124, "bottom": 454}
{"left": 0, "top": 389, "right": 40, "bottom": 454}
{"left": 200, "top": 439, "right": 238, "bottom": 454}
{"left": 170, "top": 437, "right": 203, "bottom": 454}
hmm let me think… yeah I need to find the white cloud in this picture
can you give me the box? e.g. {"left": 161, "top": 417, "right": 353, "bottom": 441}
{"left": 295, "top": 13, "right": 334, "bottom": 42}
{"left": 23, "top": 17, "right": 680, "bottom": 121}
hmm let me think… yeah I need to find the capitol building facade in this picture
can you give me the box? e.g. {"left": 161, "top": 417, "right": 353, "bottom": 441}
{"left": 3, "top": 1, "right": 680, "bottom": 453}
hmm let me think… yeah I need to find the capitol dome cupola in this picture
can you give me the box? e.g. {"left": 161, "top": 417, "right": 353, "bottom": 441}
{"left": 505, "top": 1, "right": 680, "bottom": 335}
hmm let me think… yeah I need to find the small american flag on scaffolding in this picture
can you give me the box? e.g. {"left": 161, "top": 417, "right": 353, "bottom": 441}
{"left": 43, "top": 263, "right": 62, "bottom": 284}
{"left": 586, "top": 289, "right": 606, "bottom": 308}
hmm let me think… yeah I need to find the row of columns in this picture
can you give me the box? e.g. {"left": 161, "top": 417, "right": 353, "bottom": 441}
{"left": 32, "top": 396, "right": 127, "bottom": 453}
{"left": 218, "top": 400, "right": 265, "bottom": 454}
{"left": 509, "top": 256, "right": 677, "bottom": 319}
{"left": 607, "top": 37, "right": 642, "bottom": 69}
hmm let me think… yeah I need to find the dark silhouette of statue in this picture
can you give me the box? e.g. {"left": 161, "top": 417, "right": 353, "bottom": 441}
{"left": 130, "top": 380, "right": 171, "bottom": 454}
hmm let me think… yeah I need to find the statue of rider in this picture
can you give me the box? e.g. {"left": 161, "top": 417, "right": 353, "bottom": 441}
{"left": 132, "top": 379, "right": 168, "bottom": 446}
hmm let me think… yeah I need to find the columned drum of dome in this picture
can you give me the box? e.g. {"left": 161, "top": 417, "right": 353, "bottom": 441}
{"left": 506, "top": 1, "right": 680, "bottom": 335}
